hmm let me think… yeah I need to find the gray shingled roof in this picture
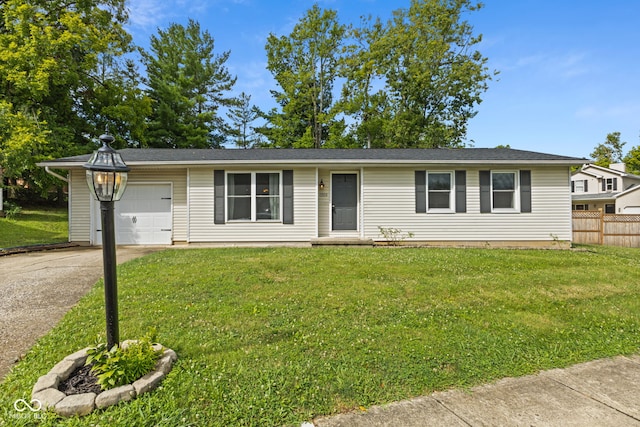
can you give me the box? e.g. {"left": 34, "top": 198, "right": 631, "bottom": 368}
{"left": 39, "top": 147, "right": 586, "bottom": 167}
{"left": 571, "top": 193, "right": 617, "bottom": 201}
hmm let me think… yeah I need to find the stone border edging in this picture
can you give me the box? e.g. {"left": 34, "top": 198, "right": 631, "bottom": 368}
{"left": 31, "top": 341, "right": 177, "bottom": 417}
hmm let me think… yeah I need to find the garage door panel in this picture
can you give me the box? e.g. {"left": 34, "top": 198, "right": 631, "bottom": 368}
{"left": 95, "top": 184, "right": 172, "bottom": 245}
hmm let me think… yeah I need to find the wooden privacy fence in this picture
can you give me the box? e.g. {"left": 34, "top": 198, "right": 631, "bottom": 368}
{"left": 572, "top": 211, "right": 640, "bottom": 247}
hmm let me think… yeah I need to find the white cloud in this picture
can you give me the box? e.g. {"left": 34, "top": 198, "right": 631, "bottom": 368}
{"left": 126, "top": 0, "right": 169, "bottom": 30}
{"left": 575, "top": 103, "right": 640, "bottom": 121}
{"left": 552, "top": 52, "right": 591, "bottom": 78}
{"left": 501, "top": 50, "right": 591, "bottom": 79}
{"left": 175, "top": 0, "right": 211, "bottom": 15}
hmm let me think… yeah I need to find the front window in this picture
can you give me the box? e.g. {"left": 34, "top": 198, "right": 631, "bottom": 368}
{"left": 492, "top": 172, "right": 517, "bottom": 210}
{"left": 605, "top": 204, "right": 615, "bottom": 214}
{"left": 256, "top": 173, "right": 280, "bottom": 220}
{"left": 574, "top": 180, "right": 584, "bottom": 192}
{"left": 228, "top": 173, "right": 251, "bottom": 220}
{"left": 227, "top": 172, "right": 281, "bottom": 221}
{"left": 427, "top": 172, "right": 453, "bottom": 211}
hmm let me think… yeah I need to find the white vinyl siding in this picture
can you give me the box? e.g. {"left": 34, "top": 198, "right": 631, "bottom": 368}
{"left": 188, "top": 167, "right": 317, "bottom": 242}
{"left": 616, "top": 187, "right": 640, "bottom": 214}
{"left": 362, "top": 167, "right": 572, "bottom": 242}
{"left": 69, "top": 169, "right": 92, "bottom": 243}
{"left": 318, "top": 168, "right": 331, "bottom": 237}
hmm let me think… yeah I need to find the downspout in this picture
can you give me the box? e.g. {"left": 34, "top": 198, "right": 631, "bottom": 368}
{"left": 45, "top": 167, "right": 69, "bottom": 183}
{"left": 360, "top": 167, "right": 365, "bottom": 240}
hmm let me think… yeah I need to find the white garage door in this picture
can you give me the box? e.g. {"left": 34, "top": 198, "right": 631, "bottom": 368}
{"left": 95, "top": 184, "right": 172, "bottom": 245}
{"left": 624, "top": 206, "right": 640, "bottom": 214}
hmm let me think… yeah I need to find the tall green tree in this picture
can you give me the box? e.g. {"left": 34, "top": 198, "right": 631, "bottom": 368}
{"left": 590, "top": 132, "right": 626, "bottom": 167}
{"left": 142, "top": 19, "right": 237, "bottom": 149}
{"left": 0, "top": 0, "right": 132, "bottom": 196}
{"left": 226, "top": 92, "right": 261, "bottom": 149}
{"left": 623, "top": 144, "right": 640, "bottom": 175}
{"left": 264, "top": 4, "right": 347, "bottom": 148}
{"left": 373, "top": 0, "right": 492, "bottom": 147}
{"left": 339, "top": 15, "right": 389, "bottom": 148}
{"left": 264, "top": 1, "right": 492, "bottom": 149}
{"left": 78, "top": 55, "right": 152, "bottom": 149}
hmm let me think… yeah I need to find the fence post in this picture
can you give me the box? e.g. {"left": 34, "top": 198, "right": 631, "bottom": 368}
{"left": 598, "top": 209, "right": 604, "bottom": 245}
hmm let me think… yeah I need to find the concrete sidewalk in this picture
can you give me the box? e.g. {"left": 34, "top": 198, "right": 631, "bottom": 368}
{"left": 314, "top": 354, "right": 640, "bottom": 426}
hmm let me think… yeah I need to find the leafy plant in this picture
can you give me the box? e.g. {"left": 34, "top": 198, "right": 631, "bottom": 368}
{"left": 2, "top": 201, "right": 22, "bottom": 219}
{"left": 378, "top": 226, "right": 414, "bottom": 246}
{"left": 86, "top": 330, "right": 162, "bottom": 390}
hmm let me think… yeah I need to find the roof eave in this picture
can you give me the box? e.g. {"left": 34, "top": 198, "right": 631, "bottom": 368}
{"left": 38, "top": 159, "right": 585, "bottom": 168}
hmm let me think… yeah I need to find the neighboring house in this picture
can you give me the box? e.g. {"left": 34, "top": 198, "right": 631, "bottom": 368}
{"left": 571, "top": 163, "right": 640, "bottom": 214}
{"left": 38, "top": 148, "right": 585, "bottom": 248}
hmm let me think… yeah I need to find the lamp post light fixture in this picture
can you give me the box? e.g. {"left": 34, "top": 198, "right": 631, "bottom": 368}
{"left": 84, "top": 134, "right": 129, "bottom": 349}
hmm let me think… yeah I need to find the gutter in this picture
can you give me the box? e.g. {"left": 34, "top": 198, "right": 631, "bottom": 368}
{"left": 39, "top": 159, "right": 588, "bottom": 168}
{"left": 44, "top": 167, "right": 69, "bottom": 183}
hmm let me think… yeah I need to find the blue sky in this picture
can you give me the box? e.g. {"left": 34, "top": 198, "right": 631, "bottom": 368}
{"left": 125, "top": 0, "right": 640, "bottom": 158}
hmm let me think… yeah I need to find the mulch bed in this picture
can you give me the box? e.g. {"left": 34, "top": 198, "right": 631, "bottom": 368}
{"left": 58, "top": 364, "right": 102, "bottom": 395}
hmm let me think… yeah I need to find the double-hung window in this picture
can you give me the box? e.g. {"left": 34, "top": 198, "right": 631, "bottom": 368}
{"left": 492, "top": 171, "right": 517, "bottom": 211}
{"left": 427, "top": 172, "right": 454, "bottom": 211}
{"left": 604, "top": 178, "right": 617, "bottom": 192}
{"left": 227, "top": 172, "right": 280, "bottom": 221}
{"left": 480, "top": 170, "right": 530, "bottom": 213}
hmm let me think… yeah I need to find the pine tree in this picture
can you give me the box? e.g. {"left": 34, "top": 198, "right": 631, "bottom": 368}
{"left": 142, "top": 19, "right": 237, "bottom": 148}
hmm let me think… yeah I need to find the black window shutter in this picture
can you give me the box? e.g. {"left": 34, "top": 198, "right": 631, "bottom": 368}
{"left": 520, "top": 170, "right": 532, "bottom": 213}
{"left": 602, "top": 179, "right": 606, "bottom": 191}
{"left": 283, "top": 170, "right": 294, "bottom": 224}
{"left": 613, "top": 178, "right": 618, "bottom": 191}
{"left": 571, "top": 181, "right": 575, "bottom": 192}
{"left": 415, "top": 171, "right": 426, "bottom": 213}
{"left": 214, "top": 170, "right": 225, "bottom": 224}
{"left": 479, "top": 170, "right": 491, "bottom": 213}
{"left": 455, "top": 170, "right": 466, "bottom": 213}
{"left": 584, "top": 180, "right": 588, "bottom": 192}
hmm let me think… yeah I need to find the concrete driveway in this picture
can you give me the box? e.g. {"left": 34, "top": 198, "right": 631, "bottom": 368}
{"left": 0, "top": 246, "right": 160, "bottom": 380}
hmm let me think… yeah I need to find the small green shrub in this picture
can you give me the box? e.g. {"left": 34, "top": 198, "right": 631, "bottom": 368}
{"left": 86, "top": 331, "right": 162, "bottom": 390}
{"left": 2, "top": 201, "right": 22, "bottom": 219}
{"left": 378, "top": 226, "right": 414, "bottom": 246}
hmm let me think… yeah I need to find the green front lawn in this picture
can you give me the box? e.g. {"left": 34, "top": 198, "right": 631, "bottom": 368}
{"left": 1, "top": 246, "right": 639, "bottom": 426}
{"left": 0, "top": 207, "right": 68, "bottom": 248}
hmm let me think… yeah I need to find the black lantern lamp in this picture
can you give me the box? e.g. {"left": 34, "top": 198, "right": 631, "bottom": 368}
{"left": 85, "top": 134, "right": 129, "bottom": 202}
{"left": 84, "top": 134, "right": 129, "bottom": 349}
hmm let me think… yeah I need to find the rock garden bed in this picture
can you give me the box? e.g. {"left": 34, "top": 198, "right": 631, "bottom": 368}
{"left": 31, "top": 341, "right": 177, "bottom": 417}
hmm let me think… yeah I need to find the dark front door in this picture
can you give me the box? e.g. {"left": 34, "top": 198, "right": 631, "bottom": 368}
{"left": 332, "top": 174, "right": 358, "bottom": 231}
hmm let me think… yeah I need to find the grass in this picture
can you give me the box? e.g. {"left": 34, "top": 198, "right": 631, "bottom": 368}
{"left": 0, "top": 207, "right": 68, "bottom": 248}
{"left": 1, "top": 246, "right": 639, "bottom": 426}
